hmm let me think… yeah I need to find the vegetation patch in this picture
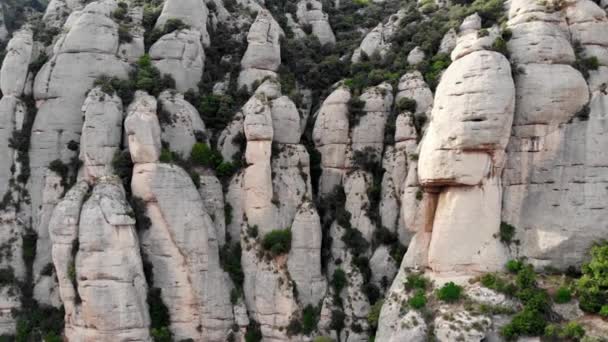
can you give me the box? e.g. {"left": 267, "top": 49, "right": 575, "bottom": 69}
{"left": 436, "top": 282, "right": 463, "bottom": 303}
{"left": 261, "top": 229, "right": 292, "bottom": 256}
{"left": 576, "top": 241, "right": 608, "bottom": 315}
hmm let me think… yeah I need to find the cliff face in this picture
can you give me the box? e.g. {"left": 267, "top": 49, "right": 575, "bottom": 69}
{"left": 1, "top": 0, "right": 608, "bottom": 341}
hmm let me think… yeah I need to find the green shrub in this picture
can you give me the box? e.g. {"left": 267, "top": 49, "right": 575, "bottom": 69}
{"left": 408, "top": 290, "right": 427, "bottom": 310}
{"left": 190, "top": 143, "right": 222, "bottom": 168}
{"left": 396, "top": 97, "right": 417, "bottom": 113}
{"left": 112, "top": 4, "right": 128, "bottom": 20}
{"left": 437, "top": 282, "right": 463, "bottom": 302}
{"left": 301, "top": 305, "right": 318, "bottom": 335}
{"left": 129, "top": 196, "right": 151, "bottom": 231}
{"left": 491, "top": 37, "right": 508, "bottom": 57}
{"left": 247, "top": 225, "right": 259, "bottom": 238}
{"left": 573, "top": 55, "right": 599, "bottom": 80}
{"left": 148, "top": 288, "right": 171, "bottom": 342}
{"left": 220, "top": 243, "right": 244, "bottom": 293}
{"left": 404, "top": 273, "right": 428, "bottom": 291}
{"left": 225, "top": 203, "right": 233, "bottom": 225}
{"left": 480, "top": 273, "right": 517, "bottom": 296}
{"left": 545, "top": 321, "right": 585, "bottom": 340}
{"left": 48, "top": 159, "right": 69, "bottom": 183}
{"left": 216, "top": 162, "right": 236, "bottom": 177}
{"left": 577, "top": 242, "right": 608, "bottom": 314}
{"left": 351, "top": 147, "right": 380, "bottom": 172}
{"left": 118, "top": 24, "right": 133, "bottom": 43}
{"left": 245, "top": 320, "right": 262, "bottom": 342}
{"left": 331, "top": 269, "right": 347, "bottom": 294}
{"left": 367, "top": 300, "right": 384, "bottom": 330}
{"left": 329, "top": 310, "right": 345, "bottom": 332}
{"left": 262, "top": 229, "right": 292, "bottom": 256}
{"left": 313, "top": 337, "right": 334, "bottom": 342}
{"left": 112, "top": 150, "right": 133, "bottom": 187}
{"left": 347, "top": 98, "right": 366, "bottom": 127}
{"left": 506, "top": 259, "right": 523, "bottom": 273}
{"left": 286, "top": 317, "right": 302, "bottom": 336}
{"left": 499, "top": 222, "right": 517, "bottom": 245}
{"left": 554, "top": 286, "right": 572, "bottom": 304}
{"left": 151, "top": 327, "right": 171, "bottom": 342}
{"left": 500, "top": 307, "right": 546, "bottom": 339}
{"left": 516, "top": 264, "right": 537, "bottom": 289}
{"left": 419, "top": 53, "right": 451, "bottom": 91}
{"left": 159, "top": 148, "right": 174, "bottom": 163}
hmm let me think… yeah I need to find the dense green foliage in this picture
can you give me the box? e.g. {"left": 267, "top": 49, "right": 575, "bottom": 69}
{"left": 395, "top": 97, "right": 417, "bottom": 113}
{"left": 436, "top": 282, "right": 463, "bottom": 302}
{"left": 499, "top": 222, "right": 518, "bottom": 245}
{"left": 478, "top": 263, "right": 555, "bottom": 340}
{"left": 262, "top": 229, "right": 292, "bottom": 256}
{"left": 408, "top": 290, "right": 427, "bottom": 309}
{"left": 287, "top": 305, "right": 319, "bottom": 336}
{"left": 95, "top": 54, "right": 175, "bottom": 106}
{"left": 576, "top": 242, "right": 608, "bottom": 315}
{"left": 245, "top": 320, "right": 263, "bottom": 342}
{"left": 219, "top": 242, "right": 244, "bottom": 303}
{"left": 148, "top": 288, "right": 172, "bottom": 342}
{"left": 404, "top": 273, "right": 428, "bottom": 291}
{"left": 331, "top": 268, "right": 347, "bottom": 296}
{"left": 506, "top": 259, "right": 523, "bottom": 274}
{"left": 367, "top": 300, "right": 384, "bottom": 330}
{"left": 544, "top": 322, "right": 585, "bottom": 340}
{"left": 554, "top": 286, "right": 572, "bottom": 304}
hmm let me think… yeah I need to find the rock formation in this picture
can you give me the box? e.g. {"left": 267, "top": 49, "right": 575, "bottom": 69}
{"left": 238, "top": 10, "right": 283, "bottom": 90}
{"left": 296, "top": 0, "right": 336, "bottom": 45}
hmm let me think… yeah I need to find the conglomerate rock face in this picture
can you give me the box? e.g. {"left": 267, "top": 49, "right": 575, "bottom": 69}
{"left": 0, "top": 0, "right": 608, "bottom": 341}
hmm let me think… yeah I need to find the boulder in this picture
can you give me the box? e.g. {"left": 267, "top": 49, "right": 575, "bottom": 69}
{"left": 418, "top": 51, "right": 515, "bottom": 186}
{"left": 296, "top": 0, "right": 336, "bottom": 45}
{"left": 79, "top": 87, "right": 123, "bottom": 181}
{"left": 407, "top": 46, "right": 425, "bottom": 65}
{"left": 67, "top": 181, "right": 151, "bottom": 341}
{"left": 158, "top": 90, "right": 207, "bottom": 157}
{"left": 125, "top": 91, "right": 161, "bottom": 164}
{"left": 0, "top": 28, "right": 33, "bottom": 96}
{"left": 150, "top": 30, "right": 205, "bottom": 93}
{"left": 155, "top": 0, "right": 210, "bottom": 46}
{"left": 238, "top": 10, "right": 282, "bottom": 90}
{"left": 287, "top": 202, "right": 326, "bottom": 306}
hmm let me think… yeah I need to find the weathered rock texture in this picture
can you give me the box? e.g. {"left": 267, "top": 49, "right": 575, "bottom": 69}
{"left": 238, "top": 10, "right": 283, "bottom": 90}
{"left": 296, "top": 0, "right": 336, "bottom": 45}
{"left": 502, "top": 0, "right": 606, "bottom": 269}
{"left": 30, "top": 1, "right": 132, "bottom": 304}
{"left": 128, "top": 91, "right": 234, "bottom": 341}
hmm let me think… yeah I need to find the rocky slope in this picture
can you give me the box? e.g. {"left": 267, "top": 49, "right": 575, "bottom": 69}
{"left": 1, "top": 0, "right": 608, "bottom": 341}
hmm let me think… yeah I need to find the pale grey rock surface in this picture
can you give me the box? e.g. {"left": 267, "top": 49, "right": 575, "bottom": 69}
{"left": 313, "top": 86, "right": 351, "bottom": 196}
{"left": 407, "top": 46, "right": 425, "bottom": 65}
{"left": 351, "top": 11, "right": 405, "bottom": 63}
{"left": 30, "top": 1, "right": 131, "bottom": 274}
{"left": 125, "top": 91, "right": 161, "bottom": 164}
{"left": 67, "top": 181, "right": 151, "bottom": 341}
{"left": 0, "top": 28, "right": 33, "bottom": 96}
{"left": 155, "top": 0, "right": 210, "bottom": 46}
{"left": 158, "top": 90, "right": 207, "bottom": 157}
{"left": 150, "top": 29, "right": 205, "bottom": 93}
{"left": 79, "top": 87, "right": 123, "bottom": 182}
{"left": 296, "top": 0, "right": 336, "bottom": 45}
{"left": 238, "top": 10, "right": 282, "bottom": 90}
